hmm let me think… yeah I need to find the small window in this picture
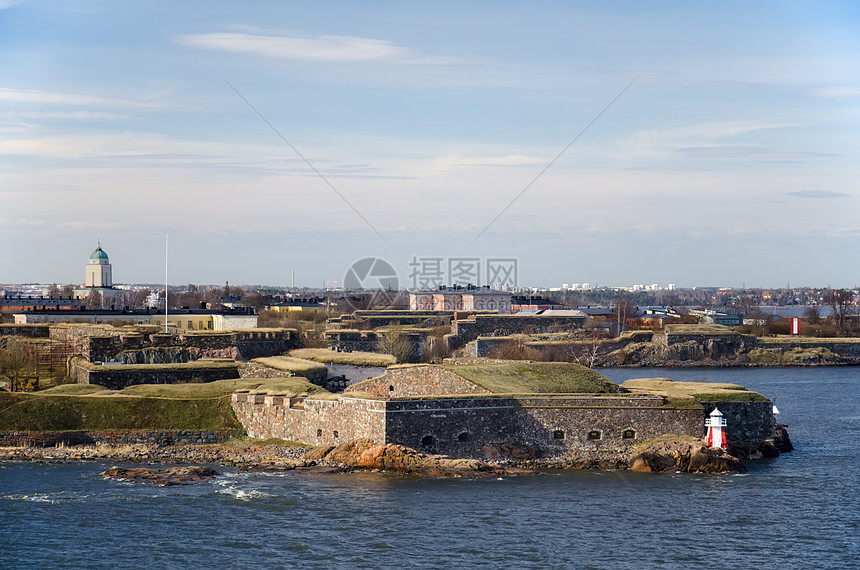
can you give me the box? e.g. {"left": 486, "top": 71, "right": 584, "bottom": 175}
{"left": 553, "top": 430, "right": 565, "bottom": 440}
{"left": 622, "top": 429, "right": 636, "bottom": 440}
{"left": 458, "top": 432, "right": 472, "bottom": 442}
{"left": 587, "top": 430, "right": 601, "bottom": 440}
{"left": 389, "top": 385, "right": 395, "bottom": 392}
{"left": 317, "top": 429, "right": 322, "bottom": 437}
{"left": 333, "top": 431, "right": 339, "bottom": 439}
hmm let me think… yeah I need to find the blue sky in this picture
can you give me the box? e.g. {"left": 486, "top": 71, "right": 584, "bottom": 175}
{"left": 2, "top": 1, "right": 858, "bottom": 289}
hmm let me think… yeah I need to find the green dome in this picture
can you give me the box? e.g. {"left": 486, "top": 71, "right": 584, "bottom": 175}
{"left": 90, "top": 246, "right": 109, "bottom": 261}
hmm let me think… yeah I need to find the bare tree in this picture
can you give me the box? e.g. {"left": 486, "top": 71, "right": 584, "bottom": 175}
{"left": 126, "top": 288, "right": 151, "bottom": 309}
{"left": 378, "top": 330, "right": 416, "bottom": 363}
{"left": 82, "top": 289, "right": 103, "bottom": 309}
{"left": 240, "top": 291, "right": 268, "bottom": 312}
{"left": 613, "top": 298, "right": 636, "bottom": 337}
{"left": 0, "top": 340, "right": 33, "bottom": 391}
{"left": 824, "top": 289, "right": 855, "bottom": 335}
{"left": 802, "top": 305, "right": 821, "bottom": 325}
{"left": 46, "top": 283, "right": 61, "bottom": 299}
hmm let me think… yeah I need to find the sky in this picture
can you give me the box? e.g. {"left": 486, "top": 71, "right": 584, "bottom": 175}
{"left": 2, "top": 0, "right": 859, "bottom": 290}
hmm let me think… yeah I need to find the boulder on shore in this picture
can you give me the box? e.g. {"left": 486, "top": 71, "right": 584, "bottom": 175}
{"left": 629, "top": 435, "right": 746, "bottom": 474}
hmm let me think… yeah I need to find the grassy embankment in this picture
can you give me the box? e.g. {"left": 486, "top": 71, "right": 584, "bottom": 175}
{"left": 288, "top": 348, "right": 396, "bottom": 367}
{"left": 0, "top": 377, "right": 329, "bottom": 432}
{"left": 252, "top": 356, "right": 329, "bottom": 376}
{"left": 443, "top": 362, "right": 620, "bottom": 394}
{"left": 621, "top": 378, "right": 769, "bottom": 407}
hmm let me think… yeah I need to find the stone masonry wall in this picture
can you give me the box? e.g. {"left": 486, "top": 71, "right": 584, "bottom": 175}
{"left": 383, "top": 396, "right": 703, "bottom": 456}
{"left": 87, "top": 329, "right": 298, "bottom": 362}
{"left": 0, "top": 429, "right": 244, "bottom": 447}
{"left": 231, "top": 394, "right": 386, "bottom": 446}
{"left": 699, "top": 401, "right": 775, "bottom": 444}
{"left": 447, "top": 315, "right": 587, "bottom": 350}
{"left": 350, "top": 365, "right": 493, "bottom": 398}
{"left": 72, "top": 361, "right": 242, "bottom": 390}
{"left": 0, "top": 324, "right": 51, "bottom": 338}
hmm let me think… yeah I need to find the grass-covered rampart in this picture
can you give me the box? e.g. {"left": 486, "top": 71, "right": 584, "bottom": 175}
{"left": 0, "top": 378, "right": 328, "bottom": 432}
{"left": 443, "top": 362, "right": 620, "bottom": 394}
{"left": 621, "top": 378, "right": 769, "bottom": 403}
{"left": 288, "top": 348, "right": 396, "bottom": 367}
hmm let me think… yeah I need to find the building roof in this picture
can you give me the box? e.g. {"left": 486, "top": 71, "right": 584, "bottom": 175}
{"left": 90, "top": 246, "right": 109, "bottom": 261}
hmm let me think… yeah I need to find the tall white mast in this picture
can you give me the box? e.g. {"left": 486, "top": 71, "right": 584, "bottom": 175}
{"left": 164, "top": 233, "right": 168, "bottom": 333}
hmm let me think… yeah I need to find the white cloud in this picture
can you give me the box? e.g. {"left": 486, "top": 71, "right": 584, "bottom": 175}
{"left": 18, "top": 110, "right": 127, "bottom": 120}
{"left": 806, "top": 86, "right": 860, "bottom": 99}
{"left": 430, "top": 154, "right": 545, "bottom": 171}
{"left": 0, "top": 0, "right": 23, "bottom": 8}
{"left": 786, "top": 189, "right": 850, "bottom": 199}
{"left": 618, "top": 120, "right": 800, "bottom": 161}
{"left": 176, "top": 32, "right": 460, "bottom": 64}
{"left": 0, "top": 88, "right": 164, "bottom": 109}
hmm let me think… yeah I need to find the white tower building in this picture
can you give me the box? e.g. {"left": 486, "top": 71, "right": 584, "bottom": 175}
{"left": 85, "top": 244, "right": 113, "bottom": 288}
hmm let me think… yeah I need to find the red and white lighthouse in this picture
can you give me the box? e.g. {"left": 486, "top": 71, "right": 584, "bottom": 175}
{"left": 705, "top": 407, "right": 727, "bottom": 449}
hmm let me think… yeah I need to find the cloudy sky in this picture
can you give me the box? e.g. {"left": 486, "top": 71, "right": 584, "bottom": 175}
{"left": 2, "top": 1, "right": 858, "bottom": 289}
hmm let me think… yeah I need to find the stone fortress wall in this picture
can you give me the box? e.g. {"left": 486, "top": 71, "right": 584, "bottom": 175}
{"left": 446, "top": 314, "right": 588, "bottom": 350}
{"left": 231, "top": 391, "right": 767, "bottom": 458}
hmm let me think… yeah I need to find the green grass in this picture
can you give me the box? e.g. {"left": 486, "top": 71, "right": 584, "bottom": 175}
{"left": 621, "top": 378, "right": 769, "bottom": 402}
{"left": 665, "top": 324, "right": 737, "bottom": 335}
{"left": 119, "top": 377, "right": 327, "bottom": 398}
{"left": 0, "top": 391, "right": 242, "bottom": 431}
{"left": 758, "top": 336, "right": 860, "bottom": 344}
{"left": 288, "top": 348, "right": 396, "bottom": 367}
{"left": 442, "top": 362, "right": 619, "bottom": 394}
{"left": 39, "top": 384, "right": 109, "bottom": 395}
{"left": 252, "top": 356, "right": 328, "bottom": 375}
{"left": 0, "top": 378, "right": 330, "bottom": 431}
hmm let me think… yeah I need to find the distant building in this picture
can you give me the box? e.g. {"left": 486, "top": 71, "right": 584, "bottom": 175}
{"left": 0, "top": 294, "right": 79, "bottom": 313}
{"left": 409, "top": 285, "right": 511, "bottom": 314}
{"left": 73, "top": 243, "right": 123, "bottom": 309}
{"left": 511, "top": 295, "right": 564, "bottom": 313}
{"left": 150, "top": 308, "right": 258, "bottom": 331}
{"left": 15, "top": 307, "right": 258, "bottom": 330}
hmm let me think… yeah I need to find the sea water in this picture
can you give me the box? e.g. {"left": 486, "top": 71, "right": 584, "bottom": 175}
{"left": 1, "top": 367, "right": 858, "bottom": 569}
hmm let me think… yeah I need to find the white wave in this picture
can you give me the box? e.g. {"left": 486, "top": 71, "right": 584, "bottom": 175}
{"left": 3, "top": 493, "right": 55, "bottom": 503}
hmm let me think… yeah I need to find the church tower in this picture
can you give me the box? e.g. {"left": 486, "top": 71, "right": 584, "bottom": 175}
{"left": 85, "top": 243, "right": 113, "bottom": 288}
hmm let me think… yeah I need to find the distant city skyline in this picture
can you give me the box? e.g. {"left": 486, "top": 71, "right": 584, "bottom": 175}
{"left": 2, "top": 1, "right": 858, "bottom": 288}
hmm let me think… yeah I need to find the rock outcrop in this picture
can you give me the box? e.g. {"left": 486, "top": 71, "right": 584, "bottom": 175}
{"left": 629, "top": 435, "right": 747, "bottom": 474}
{"left": 102, "top": 465, "right": 219, "bottom": 485}
{"left": 305, "top": 438, "right": 509, "bottom": 478}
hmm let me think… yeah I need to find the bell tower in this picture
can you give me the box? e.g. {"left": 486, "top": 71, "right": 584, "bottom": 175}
{"left": 85, "top": 243, "right": 113, "bottom": 288}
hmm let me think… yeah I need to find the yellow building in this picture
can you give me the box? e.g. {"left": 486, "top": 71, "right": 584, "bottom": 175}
{"left": 150, "top": 310, "right": 258, "bottom": 331}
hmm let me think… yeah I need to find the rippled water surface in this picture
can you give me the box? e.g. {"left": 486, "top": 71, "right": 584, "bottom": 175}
{"left": 2, "top": 367, "right": 858, "bottom": 568}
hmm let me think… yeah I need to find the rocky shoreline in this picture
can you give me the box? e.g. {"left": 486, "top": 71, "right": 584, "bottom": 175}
{"left": 0, "top": 426, "right": 793, "bottom": 479}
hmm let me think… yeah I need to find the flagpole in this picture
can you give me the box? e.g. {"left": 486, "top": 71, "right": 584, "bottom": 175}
{"left": 164, "top": 233, "right": 168, "bottom": 333}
